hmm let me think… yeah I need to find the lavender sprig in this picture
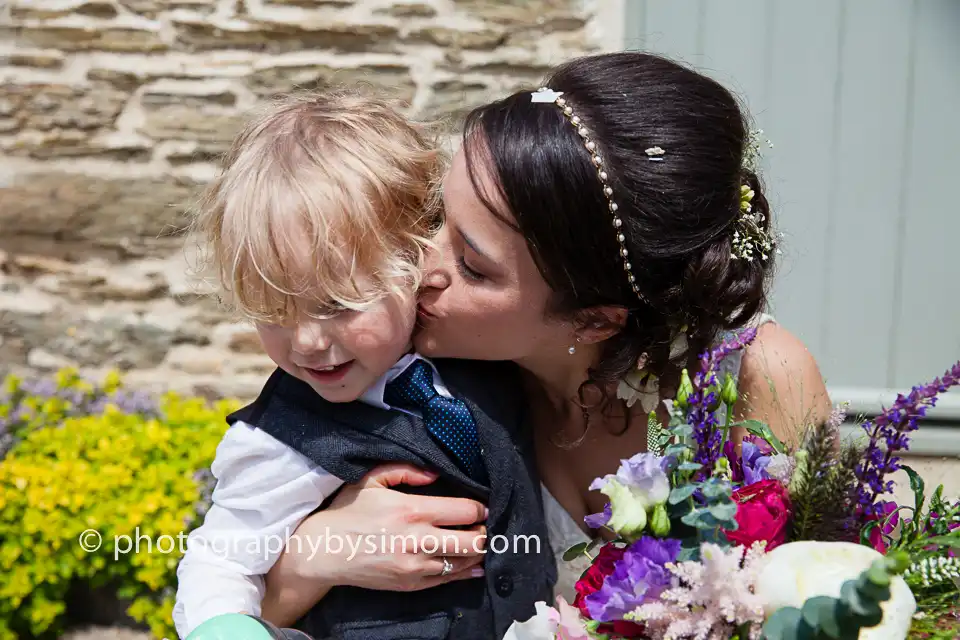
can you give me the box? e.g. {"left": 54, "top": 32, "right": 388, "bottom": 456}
{"left": 686, "top": 327, "right": 759, "bottom": 477}
{"left": 854, "top": 361, "right": 960, "bottom": 520}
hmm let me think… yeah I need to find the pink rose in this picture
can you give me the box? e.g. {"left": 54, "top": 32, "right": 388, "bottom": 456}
{"left": 726, "top": 479, "right": 792, "bottom": 550}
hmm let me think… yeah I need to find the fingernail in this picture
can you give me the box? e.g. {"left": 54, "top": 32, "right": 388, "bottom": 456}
{"left": 483, "top": 507, "right": 489, "bottom": 520}
{"left": 470, "top": 567, "right": 485, "bottom": 577}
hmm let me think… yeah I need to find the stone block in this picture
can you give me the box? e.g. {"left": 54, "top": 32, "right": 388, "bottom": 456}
{"left": 86, "top": 68, "right": 149, "bottom": 92}
{"left": 138, "top": 88, "right": 244, "bottom": 146}
{"left": 0, "top": 50, "right": 66, "bottom": 69}
{"left": 0, "top": 305, "right": 178, "bottom": 371}
{"left": 9, "top": 0, "right": 119, "bottom": 20}
{"left": 138, "top": 107, "right": 244, "bottom": 146}
{"left": 247, "top": 62, "right": 415, "bottom": 103}
{"left": 405, "top": 26, "right": 505, "bottom": 49}
{"left": 0, "top": 82, "right": 137, "bottom": 158}
{"left": 0, "top": 82, "right": 129, "bottom": 132}
{"left": 173, "top": 17, "right": 398, "bottom": 54}
{"left": 164, "top": 144, "right": 227, "bottom": 166}
{"left": 2, "top": 133, "right": 153, "bottom": 161}
{"left": 422, "top": 79, "right": 492, "bottom": 119}
{"left": 264, "top": 0, "right": 354, "bottom": 6}
{"left": 11, "top": 25, "right": 168, "bottom": 52}
{"left": 453, "top": 0, "right": 580, "bottom": 23}
{"left": 117, "top": 0, "right": 217, "bottom": 18}
{"left": 0, "top": 173, "right": 199, "bottom": 255}
{"left": 375, "top": 2, "right": 437, "bottom": 18}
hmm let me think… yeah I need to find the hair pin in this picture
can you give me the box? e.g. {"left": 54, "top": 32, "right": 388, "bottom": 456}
{"left": 645, "top": 146, "right": 665, "bottom": 161}
{"left": 531, "top": 88, "right": 565, "bottom": 103}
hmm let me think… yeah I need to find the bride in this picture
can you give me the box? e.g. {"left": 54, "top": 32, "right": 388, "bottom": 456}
{"left": 257, "top": 51, "right": 831, "bottom": 623}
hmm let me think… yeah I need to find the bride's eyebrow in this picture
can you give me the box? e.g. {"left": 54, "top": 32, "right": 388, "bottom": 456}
{"left": 459, "top": 228, "right": 494, "bottom": 263}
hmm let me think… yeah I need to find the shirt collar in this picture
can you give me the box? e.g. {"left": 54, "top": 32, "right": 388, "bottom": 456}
{"left": 359, "top": 352, "right": 451, "bottom": 412}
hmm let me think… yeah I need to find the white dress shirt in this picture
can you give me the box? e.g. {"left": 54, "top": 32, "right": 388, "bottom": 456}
{"left": 173, "top": 353, "right": 451, "bottom": 638}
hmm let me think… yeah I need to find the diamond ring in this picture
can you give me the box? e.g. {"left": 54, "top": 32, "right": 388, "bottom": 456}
{"left": 440, "top": 557, "right": 454, "bottom": 576}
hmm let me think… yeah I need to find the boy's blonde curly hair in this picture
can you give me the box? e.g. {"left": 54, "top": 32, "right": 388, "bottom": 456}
{"left": 192, "top": 90, "right": 442, "bottom": 323}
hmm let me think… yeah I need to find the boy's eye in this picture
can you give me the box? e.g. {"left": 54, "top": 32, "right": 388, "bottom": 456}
{"left": 456, "top": 256, "right": 485, "bottom": 282}
{"left": 313, "top": 302, "right": 347, "bottom": 318}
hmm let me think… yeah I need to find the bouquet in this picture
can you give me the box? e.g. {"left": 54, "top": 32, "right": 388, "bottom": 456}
{"left": 505, "top": 328, "right": 959, "bottom": 640}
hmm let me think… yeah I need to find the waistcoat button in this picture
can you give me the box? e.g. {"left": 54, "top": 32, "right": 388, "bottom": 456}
{"left": 495, "top": 573, "right": 514, "bottom": 597}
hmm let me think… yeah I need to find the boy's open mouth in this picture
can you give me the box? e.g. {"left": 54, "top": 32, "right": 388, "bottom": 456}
{"left": 304, "top": 361, "right": 354, "bottom": 383}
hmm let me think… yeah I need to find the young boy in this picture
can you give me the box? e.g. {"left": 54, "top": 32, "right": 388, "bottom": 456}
{"left": 173, "top": 92, "right": 554, "bottom": 639}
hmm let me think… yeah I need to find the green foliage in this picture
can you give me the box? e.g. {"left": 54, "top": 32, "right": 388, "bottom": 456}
{"left": 886, "top": 480, "right": 960, "bottom": 627}
{"left": 761, "top": 552, "right": 910, "bottom": 640}
{"left": 0, "top": 370, "right": 237, "bottom": 640}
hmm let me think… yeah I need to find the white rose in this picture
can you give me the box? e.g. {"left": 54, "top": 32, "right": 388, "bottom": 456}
{"left": 755, "top": 541, "right": 916, "bottom": 640}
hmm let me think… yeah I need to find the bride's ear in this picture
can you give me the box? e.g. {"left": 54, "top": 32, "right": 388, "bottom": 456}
{"left": 575, "top": 305, "right": 629, "bottom": 344}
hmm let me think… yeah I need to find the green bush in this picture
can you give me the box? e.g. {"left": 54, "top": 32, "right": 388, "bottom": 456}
{"left": 0, "top": 369, "right": 238, "bottom": 639}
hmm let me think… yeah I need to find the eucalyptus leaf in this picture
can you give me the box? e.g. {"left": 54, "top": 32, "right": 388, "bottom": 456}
{"left": 700, "top": 481, "right": 732, "bottom": 500}
{"left": 562, "top": 541, "right": 589, "bottom": 561}
{"left": 800, "top": 596, "right": 842, "bottom": 638}
{"left": 669, "top": 485, "right": 697, "bottom": 504}
{"left": 676, "top": 545, "right": 700, "bottom": 562}
{"left": 682, "top": 510, "right": 724, "bottom": 530}
{"left": 762, "top": 607, "right": 811, "bottom": 640}
{"left": 839, "top": 580, "right": 875, "bottom": 618}
{"left": 678, "top": 462, "right": 703, "bottom": 472}
{"left": 707, "top": 501, "right": 738, "bottom": 522}
{"left": 664, "top": 444, "right": 689, "bottom": 458}
{"left": 670, "top": 424, "right": 694, "bottom": 438}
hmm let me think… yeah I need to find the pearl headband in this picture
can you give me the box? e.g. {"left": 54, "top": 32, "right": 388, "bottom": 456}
{"left": 531, "top": 87, "right": 645, "bottom": 304}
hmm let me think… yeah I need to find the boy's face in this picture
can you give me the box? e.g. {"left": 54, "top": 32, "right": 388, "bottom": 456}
{"left": 256, "top": 290, "right": 416, "bottom": 403}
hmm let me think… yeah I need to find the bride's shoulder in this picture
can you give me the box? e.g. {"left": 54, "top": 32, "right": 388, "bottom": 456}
{"left": 737, "top": 321, "right": 832, "bottom": 444}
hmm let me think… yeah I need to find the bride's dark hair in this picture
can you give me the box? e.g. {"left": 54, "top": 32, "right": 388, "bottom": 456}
{"left": 461, "top": 51, "right": 776, "bottom": 413}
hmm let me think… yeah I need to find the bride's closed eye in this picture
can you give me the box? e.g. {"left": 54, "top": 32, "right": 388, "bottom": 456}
{"left": 456, "top": 256, "right": 486, "bottom": 282}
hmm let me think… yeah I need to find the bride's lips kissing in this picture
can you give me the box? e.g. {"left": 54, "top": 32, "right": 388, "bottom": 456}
{"left": 416, "top": 303, "right": 436, "bottom": 322}
{"left": 303, "top": 361, "right": 354, "bottom": 383}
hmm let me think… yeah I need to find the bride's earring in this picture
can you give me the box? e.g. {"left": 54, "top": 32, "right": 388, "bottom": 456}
{"left": 568, "top": 336, "right": 581, "bottom": 355}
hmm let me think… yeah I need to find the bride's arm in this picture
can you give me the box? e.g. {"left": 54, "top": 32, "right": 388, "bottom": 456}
{"left": 733, "top": 322, "right": 833, "bottom": 448}
{"left": 259, "top": 463, "right": 488, "bottom": 628}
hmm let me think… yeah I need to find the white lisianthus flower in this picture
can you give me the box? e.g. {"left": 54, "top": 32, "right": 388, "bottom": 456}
{"left": 755, "top": 541, "right": 916, "bottom": 640}
{"left": 617, "top": 369, "right": 660, "bottom": 413}
{"left": 588, "top": 453, "right": 671, "bottom": 538}
{"left": 603, "top": 480, "right": 648, "bottom": 537}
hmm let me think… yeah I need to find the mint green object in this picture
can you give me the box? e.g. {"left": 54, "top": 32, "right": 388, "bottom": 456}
{"left": 184, "top": 613, "right": 314, "bottom": 640}
{"left": 185, "top": 614, "right": 274, "bottom": 640}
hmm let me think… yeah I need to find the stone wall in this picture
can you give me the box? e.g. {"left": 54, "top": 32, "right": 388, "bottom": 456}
{"left": 0, "top": 0, "right": 611, "bottom": 400}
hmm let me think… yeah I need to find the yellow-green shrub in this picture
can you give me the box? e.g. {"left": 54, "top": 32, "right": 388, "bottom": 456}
{"left": 0, "top": 370, "right": 238, "bottom": 639}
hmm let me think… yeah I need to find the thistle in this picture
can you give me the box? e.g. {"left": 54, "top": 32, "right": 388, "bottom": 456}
{"left": 789, "top": 406, "right": 861, "bottom": 541}
{"left": 854, "top": 361, "right": 960, "bottom": 521}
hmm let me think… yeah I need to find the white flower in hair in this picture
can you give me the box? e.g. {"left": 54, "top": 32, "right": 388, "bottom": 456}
{"left": 616, "top": 333, "right": 689, "bottom": 413}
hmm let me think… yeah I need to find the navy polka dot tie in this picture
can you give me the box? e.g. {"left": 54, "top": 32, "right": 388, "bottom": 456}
{"left": 384, "top": 361, "right": 487, "bottom": 484}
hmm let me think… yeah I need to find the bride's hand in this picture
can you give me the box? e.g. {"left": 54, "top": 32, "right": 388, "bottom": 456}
{"left": 261, "top": 463, "right": 488, "bottom": 626}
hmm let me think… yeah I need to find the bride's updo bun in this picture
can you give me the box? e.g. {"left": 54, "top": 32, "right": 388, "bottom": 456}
{"left": 461, "top": 51, "right": 777, "bottom": 392}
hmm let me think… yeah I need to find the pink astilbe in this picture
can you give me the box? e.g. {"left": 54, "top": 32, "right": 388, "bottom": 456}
{"left": 825, "top": 403, "right": 848, "bottom": 432}
{"left": 626, "top": 542, "right": 769, "bottom": 640}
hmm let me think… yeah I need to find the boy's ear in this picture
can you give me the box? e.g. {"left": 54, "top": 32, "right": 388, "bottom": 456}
{"left": 575, "top": 305, "right": 628, "bottom": 344}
